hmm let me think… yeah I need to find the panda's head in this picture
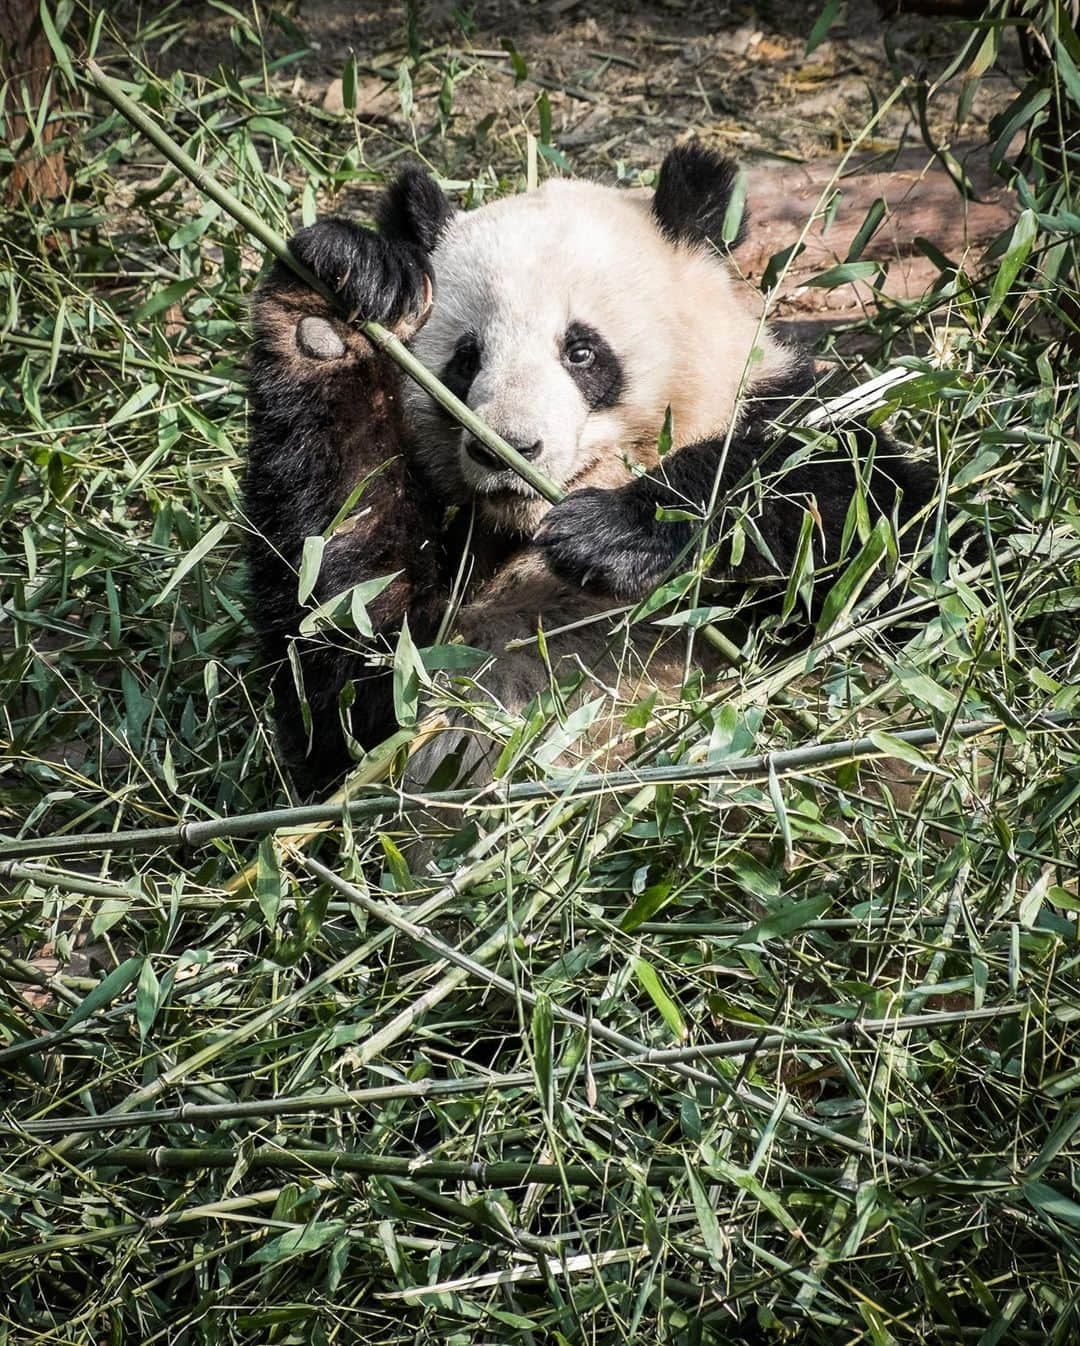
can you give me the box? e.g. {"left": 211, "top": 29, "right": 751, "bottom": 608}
{"left": 385, "top": 144, "right": 797, "bottom": 536}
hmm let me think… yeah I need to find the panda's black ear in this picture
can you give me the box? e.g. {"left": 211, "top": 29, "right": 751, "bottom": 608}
{"left": 376, "top": 166, "right": 453, "bottom": 253}
{"left": 652, "top": 143, "right": 747, "bottom": 251}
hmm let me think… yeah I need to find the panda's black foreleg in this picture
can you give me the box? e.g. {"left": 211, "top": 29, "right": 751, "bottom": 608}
{"left": 536, "top": 423, "right": 936, "bottom": 610}
{"left": 245, "top": 223, "right": 445, "bottom": 795}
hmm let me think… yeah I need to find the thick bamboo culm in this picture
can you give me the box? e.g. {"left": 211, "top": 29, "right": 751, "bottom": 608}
{"left": 1, "top": 712, "right": 1073, "bottom": 861}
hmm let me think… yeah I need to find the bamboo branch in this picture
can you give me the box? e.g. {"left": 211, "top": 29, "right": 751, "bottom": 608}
{"left": 9, "top": 1000, "right": 1035, "bottom": 1140}
{"left": 83, "top": 60, "right": 564, "bottom": 505}
{"left": 1, "top": 711, "right": 1072, "bottom": 862}
{"left": 79, "top": 1146, "right": 679, "bottom": 1186}
{"left": 0, "top": 331, "right": 238, "bottom": 385}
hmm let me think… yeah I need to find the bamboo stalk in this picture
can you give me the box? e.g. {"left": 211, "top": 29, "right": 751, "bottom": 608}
{"left": 2, "top": 711, "right": 1072, "bottom": 862}
{"left": 83, "top": 60, "right": 564, "bottom": 505}
{"left": 0, "top": 861, "right": 147, "bottom": 902}
{"left": 0, "top": 330, "right": 238, "bottom": 385}
{"left": 11, "top": 999, "right": 1032, "bottom": 1138}
{"left": 91, "top": 1145, "right": 684, "bottom": 1187}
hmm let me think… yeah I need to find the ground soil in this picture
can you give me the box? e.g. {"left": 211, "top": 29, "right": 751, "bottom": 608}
{"left": 131, "top": 0, "right": 1023, "bottom": 339}
{"left": 150, "top": 0, "right": 1023, "bottom": 175}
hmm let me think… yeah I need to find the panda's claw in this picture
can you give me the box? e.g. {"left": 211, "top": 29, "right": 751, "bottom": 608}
{"left": 537, "top": 485, "right": 671, "bottom": 600}
{"left": 286, "top": 219, "right": 434, "bottom": 336}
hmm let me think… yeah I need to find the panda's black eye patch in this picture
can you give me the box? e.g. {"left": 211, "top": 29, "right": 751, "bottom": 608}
{"left": 442, "top": 334, "right": 482, "bottom": 401}
{"left": 563, "top": 322, "right": 623, "bottom": 410}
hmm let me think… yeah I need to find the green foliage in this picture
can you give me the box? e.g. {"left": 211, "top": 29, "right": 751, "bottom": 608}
{"left": 1, "top": 5, "right": 1079, "bottom": 1345}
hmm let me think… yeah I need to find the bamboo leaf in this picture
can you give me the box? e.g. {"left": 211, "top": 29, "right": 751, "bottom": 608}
{"left": 806, "top": 0, "right": 841, "bottom": 56}
{"left": 392, "top": 619, "right": 423, "bottom": 729}
{"left": 297, "top": 535, "right": 326, "bottom": 606}
{"left": 632, "top": 956, "right": 686, "bottom": 1040}
{"left": 135, "top": 958, "right": 161, "bottom": 1042}
{"left": 298, "top": 571, "right": 399, "bottom": 636}
{"left": 342, "top": 54, "right": 358, "bottom": 112}
{"left": 152, "top": 519, "right": 230, "bottom": 606}
{"left": 804, "top": 260, "right": 881, "bottom": 288}
{"left": 1054, "top": 40, "right": 1080, "bottom": 108}
{"left": 107, "top": 382, "right": 160, "bottom": 426}
{"left": 501, "top": 37, "right": 527, "bottom": 81}
{"left": 868, "top": 730, "right": 952, "bottom": 778}
{"left": 255, "top": 835, "right": 284, "bottom": 928}
{"left": 38, "top": 2, "right": 75, "bottom": 88}
{"left": 736, "top": 894, "right": 831, "bottom": 945}
{"left": 816, "top": 516, "right": 890, "bottom": 635}
{"left": 132, "top": 278, "right": 199, "bottom": 322}
{"left": 981, "top": 209, "right": 1038, "bottom": 331}
{"left": 531, "top": 992, "right": 554, "bottom": 1121}
{"left": 846, "top": 198, "right": 887, "bottom": 262}
{"left": 379, "top": 835, "right": 412, "bottom": 892}
{"left": 721, "top": 168, "right": 748, "bottom": 245}
{"left": 684, "top": 1162, "right": 726, "bottom": 1264}
{"left": 61, "top": 958, "right": 142, "bottom": 1031}
{"left": 620, "top": 879, "right": 674, "bottom": 932}
{"left": 781, "top": 508, "right": 816, "bottom": 622}
{"left": 248, "top": 1220, "right": 348, "bottom": 1264}
{"left": 1023, "top": 1180, "right": 1080, "bottom": 1230}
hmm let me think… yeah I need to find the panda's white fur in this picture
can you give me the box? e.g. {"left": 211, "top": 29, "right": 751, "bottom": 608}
{"left": 406, "top": 178, "right": 798, "bottom": 537}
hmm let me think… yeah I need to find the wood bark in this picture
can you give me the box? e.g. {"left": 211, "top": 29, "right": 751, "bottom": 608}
{"left": 0, "top": 0, "right": 68, "bottom": 202}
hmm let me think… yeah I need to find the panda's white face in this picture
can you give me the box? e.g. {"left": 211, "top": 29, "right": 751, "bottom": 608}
{"left": 404, "top": 177, "right": 795, "bottom": 536}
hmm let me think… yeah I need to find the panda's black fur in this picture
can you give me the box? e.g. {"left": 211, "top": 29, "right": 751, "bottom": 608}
{"left": 650, "top": 139, "right": 749, "bottom": 250}
{"left": 244, "top": 145, "right": 936, "bottom": 795}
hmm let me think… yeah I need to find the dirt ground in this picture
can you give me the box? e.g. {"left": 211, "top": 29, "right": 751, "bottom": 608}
{"left": 154, "top": 0, "right": 1022, "bottom": 177}
{"left": 134, "top": 0, "right": 1024, "bottom": 343}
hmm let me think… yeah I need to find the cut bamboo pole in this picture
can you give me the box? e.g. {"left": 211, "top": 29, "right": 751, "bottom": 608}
{"left": 87, "top": 1146, "right": 684, "bottom": 1187}
{"left": 2, "top": 712, "right": 1072, "bottom": 861}
{"left": 10, "top": 1000, "right": 1035, "bottom": 1140}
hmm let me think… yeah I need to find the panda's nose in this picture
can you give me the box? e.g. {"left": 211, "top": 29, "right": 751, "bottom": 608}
{"left": 465, "top": 436, "right": 542, "bottom": 470}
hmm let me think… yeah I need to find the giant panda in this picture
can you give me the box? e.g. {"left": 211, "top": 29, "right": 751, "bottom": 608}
{"left": 244, "top": 143, "right": 935, "bottom": 796}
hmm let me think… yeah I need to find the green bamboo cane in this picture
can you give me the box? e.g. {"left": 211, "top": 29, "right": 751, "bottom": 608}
{"left": 84, "top": 60, "right": 564, "bottom": 505}
{"left": 2, "top": 711, "right": 1072, "bottom": 861}
{"left": 8, "top": 1001, "right": 1033, "bottom": 1140}
{"left": 89, "top": 1146, "right": 686, "bottom": 1188}
{"left": 0, "top": 331, "right": 238, "bottom": 386}
{"left": 70, "top": 1146, "right": 834, "bottom": 1193}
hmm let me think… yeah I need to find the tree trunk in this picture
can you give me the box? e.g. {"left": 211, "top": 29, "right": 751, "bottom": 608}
{"left": 0, "top": 0, "right": 68, "bottom": 202}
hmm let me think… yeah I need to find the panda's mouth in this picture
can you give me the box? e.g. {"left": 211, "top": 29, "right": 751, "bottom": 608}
{"left": 465, "top": 440, "right": 507, "bottom": 472}
{"left": 461, "top": 447, "right": 542, "bottom": 502}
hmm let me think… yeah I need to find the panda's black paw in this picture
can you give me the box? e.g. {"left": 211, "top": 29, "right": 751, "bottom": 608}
{"left": 287, "top": 219, "right": 433, "bottom": 336}
{"left": 536, "top": 485, "right": 688, "bottom": 600}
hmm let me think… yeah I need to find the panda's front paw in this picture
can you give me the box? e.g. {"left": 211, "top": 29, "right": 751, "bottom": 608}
{"left": 288, "top": 220, "right": 433, "bottom": 338}
{"left": 536, "top": 485, "right": 689, "bottom": 600}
